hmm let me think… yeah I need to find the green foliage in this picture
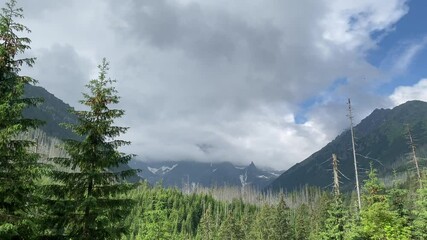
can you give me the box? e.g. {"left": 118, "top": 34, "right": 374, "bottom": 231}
{"left": 342, "top": 201, "right": 360, "bottom": 240}
{"left": 273, "top": 194, "right": 293, "bottom": 240}
{"left": 249, "top": 204, "right": 275, "bottom": 239}
{"left": 356, "top": 167, "right": 411, "bottom": 240}
{"left": 320, "top": 195, "right": 345, "bottom": 240}
{"left": 137, "top": 200, "right": 173, "bottom": 240}
{"left": 413, "top": 177, "right": 427, "bottom": 239}
{"left": 294, "top": 203, "right": 311, "bottom": 240}
{"left": 42, "top": 59, "right": 137, "bottom": 239}
{"left": 218, "top": 212, "right": 244, "bottom": 240}
{"left": 308, "top": 192, "right": 330, "bottom": 239}
{"left": 197, "top": 205, "right": 216, "bottom": 240}
{"left": 0, "top": 0, "right": 43, "bottom": 239}
{"left": 125, "top": 183, "right": 209, "bottom": 239}
{"left": 387, "top": 178, "right": 410, "bottom": 218}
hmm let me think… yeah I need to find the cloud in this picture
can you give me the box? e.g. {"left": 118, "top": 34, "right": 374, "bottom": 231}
{"left": 17, "top": 0, "right": 410, "bottom": 170}
{"left": 394, "top": 39, "right": 427, "bottom": 73}
{"left": 18, "top": 0, "right": 71, "bottom": 19}
{"left": 22, "top": 45, "right": 93, "bottom": 106}
{"left": 380, "top": 36, "right": 427, "bottom": 75}
{"left": 320, "top": 0, "right": 408, "bottom": 52}
{"left": 390, "top": 79, "right": 427, "bottom": 105}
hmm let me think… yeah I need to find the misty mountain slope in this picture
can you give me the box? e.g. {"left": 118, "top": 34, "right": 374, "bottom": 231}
{"left": 23, "top": 84, "right": 282, "bottom": 188}
{"left": 269, "top": 100, "right": 427, "bottom": 192}
{"left": 130, "top": 160, "right": 282, "bottom": 189}
{"left": 23, "top": 84, "right": 141, "bottom": 182}
{"left": 24, "top": 84, "right": 79, "bottom": 140}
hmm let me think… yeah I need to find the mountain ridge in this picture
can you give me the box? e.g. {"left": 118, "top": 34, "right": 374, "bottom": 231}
{"left": 130, "top": 159, "right": 283, "bottom": 189}
{"left": 24, "top": 84, "right": 79, "bottom": 140}
{"left": 268, "top": 100, "right": 427, "bottom": 192}
{"left": 23, "top": 84, "right": 142, "bottom": 182}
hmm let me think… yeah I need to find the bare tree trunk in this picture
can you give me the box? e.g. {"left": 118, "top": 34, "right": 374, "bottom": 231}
{"left": 332, "top": 154, "right": 340, "bottom": 197}
{"left": 348, "top": 98, "right": 361, "bottom": 212}
{"left": 407, "top": 125, "right": 422, "bottom": 189}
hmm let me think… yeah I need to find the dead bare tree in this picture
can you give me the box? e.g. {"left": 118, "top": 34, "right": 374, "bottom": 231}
{"left": 332, "top": 154, "right": 340, "bottom": 197}
{"left": 407, "top": 125, "right": 422, "bottom": 189}
{"left": 348, "top": 98, "right": 361, "bottom": 212}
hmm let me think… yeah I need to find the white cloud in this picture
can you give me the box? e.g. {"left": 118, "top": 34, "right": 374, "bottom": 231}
{"left": 391, "top": 37, "right": 427, "bottom": 74}
{"left": 390, "top": 79, "right": 427, "bottom": 105}
{"left": 15, "top": 0, "right": 410, "bottom": 170}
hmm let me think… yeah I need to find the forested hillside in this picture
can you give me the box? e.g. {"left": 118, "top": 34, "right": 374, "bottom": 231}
{"left": 120, "top": 170, "right": 427, "bottom": 239}
{"left": 269, "top": 100, "right": 427, "bottom": 192}
{"left": 23, "top": 84, "right": 79, "bottom": 140}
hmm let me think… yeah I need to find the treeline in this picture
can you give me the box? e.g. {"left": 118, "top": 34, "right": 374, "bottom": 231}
{"left": 122, "top": 169, "right": 427, "bottom": 240}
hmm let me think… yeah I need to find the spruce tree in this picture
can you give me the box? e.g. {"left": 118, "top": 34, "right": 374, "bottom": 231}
{"left": 43, "top": 59, "right": 137, "bottom": 239}
{"left": 239, "top": 206, "right": 254, "bottom": 240}
{"left": 0, "top": 0, "right": 42, "bottom": 238}
{"left": 273, "top": 194, "right": 293, "bottom": 240}
{"left": 197, "top": 205, "right": 215, "bottom": 240}
{"left": 294, "top": 203, "right": 310, "bottom": 240}
{"left": 320, "top": 195, "right": 345, "bottom": 240}
{"left": 139, "top": 199, "right": 173, "bottom": 240}
{"left": 218, "top": 212, "right": 243, "bottom": 240}
{"left": 358, "top": 167, "right": 411, "bottom": 240}
{"left": 249, "top": 204, "right": 275, "bottom": 240}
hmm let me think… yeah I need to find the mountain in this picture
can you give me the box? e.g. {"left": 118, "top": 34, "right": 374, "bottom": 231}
{"left": 24, "top": 84, "right": 79, "bottom": 140}
{"left": 269, "top": 100, "right": 427, "bottom": 192}
{"left": 22, "top": 84, "right": 281, "bottom": 187}
{"left": 23, "top": 84, "right": 141, "bottom": 182}
{"left": 129, "top": 160, "right": 283, "bottom": 189}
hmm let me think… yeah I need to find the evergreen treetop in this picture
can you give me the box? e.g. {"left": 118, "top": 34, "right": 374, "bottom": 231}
{"left": 0, "top": 0, "right": 42, "bottom": 238}
{"left": 43, "top": 59, "right": 137, "bottom": 240}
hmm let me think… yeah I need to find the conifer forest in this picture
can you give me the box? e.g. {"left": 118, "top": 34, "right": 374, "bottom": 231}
{"left": 1, "top": 0, "right": 427, "bottom": 239}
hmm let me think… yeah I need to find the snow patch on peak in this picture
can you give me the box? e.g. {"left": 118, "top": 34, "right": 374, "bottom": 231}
{"left": 257, "top": 175, "right": 269, "bottom": 179}
{"left": 147, "top": 167, "right": 159, "bottom": 174}
{"left": 148, "top": 164, "right": 178, "bottom": 175}
{"left": 161, "top": 164, "right": 178, "bottom": 173}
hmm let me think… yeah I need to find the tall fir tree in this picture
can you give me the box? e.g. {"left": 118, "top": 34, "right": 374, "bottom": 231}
{"left": 294, "top": 203, "right": 311, "bottom": 240}
{"left": 138, "top": 199, "right": 173, "bottom": 240}
{"left": 273, "top": 194, "right": 293, "bottom": 240}
{"left": 320, "top": 195, "right": 345, "bottom": 240}
{"left": 249, "top": 204, "right": 275, "bottom": 240}
{"left": 43, "top": 59, "right": 137, "bottom": 239}
{"left": 239, "top": 206, "right": 254, "bottom": 240}
{"left": 0, "top": 0, "right": 42, "bottom": 239}
{"left": 218, "top": 211, "right": 244, "bottom": 240}
{"left": 197, "top": 205, "right": 216, "bottom": 240}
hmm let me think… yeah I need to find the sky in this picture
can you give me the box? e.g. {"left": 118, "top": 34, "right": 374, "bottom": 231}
{"left": 6, "top": 0, "right": 427, "bottom": 170}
